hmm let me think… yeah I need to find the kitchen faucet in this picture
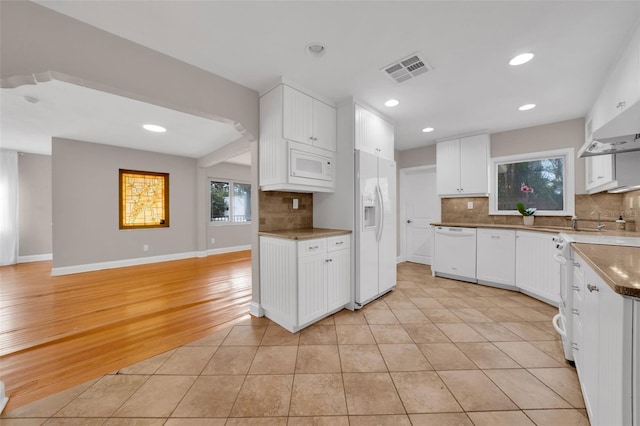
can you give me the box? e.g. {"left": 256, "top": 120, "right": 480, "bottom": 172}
{"left": 591, "top": 211, "right": 606, "bottom": 230}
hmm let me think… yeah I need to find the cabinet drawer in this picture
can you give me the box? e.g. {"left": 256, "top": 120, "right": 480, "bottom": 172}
{"left": 298, "top": 238, "right": 327, "bottom": 257}
{"left": 327, "top": 235, "right": 350, "bottom": 252}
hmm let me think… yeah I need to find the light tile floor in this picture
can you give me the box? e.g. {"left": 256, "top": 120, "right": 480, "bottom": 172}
{"left": 1, "top": 263, "right": 590, "bottom": 425}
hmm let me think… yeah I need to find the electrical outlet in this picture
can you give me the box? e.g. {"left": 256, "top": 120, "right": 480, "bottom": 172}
{"left": 210, "top": 238, "right": 215, "bottom": 245}
{"left": 143, "top": 244, "right": 149, "bottom": 252}
{"left": 293, "top": 198, "right": 299, "bottom": 209}
{"left": 467, "top": 202, "right": 474, "bottom": 210}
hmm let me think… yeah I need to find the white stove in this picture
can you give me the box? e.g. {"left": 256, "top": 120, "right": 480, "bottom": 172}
{"left": 552, "top": 232, "right": 640, "bottom": 362}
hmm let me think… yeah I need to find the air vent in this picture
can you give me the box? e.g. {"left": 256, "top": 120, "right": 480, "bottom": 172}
{"left": 381, "top": 52, "right": 433, "bottom": 84}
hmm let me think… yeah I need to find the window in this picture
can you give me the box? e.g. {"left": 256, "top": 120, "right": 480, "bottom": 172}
{"left": 489, "top": 148, "right": 574, "bottom": 216}
{"left": 119, "top": 170, "right": 169, "bottom": 229}
{"left": 210, "top": 179, "right": 251, "bottom": 223}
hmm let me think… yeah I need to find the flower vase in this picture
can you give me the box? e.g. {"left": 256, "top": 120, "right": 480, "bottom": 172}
{"left": 523, "top": 216, "right": 535, "bottom": 226}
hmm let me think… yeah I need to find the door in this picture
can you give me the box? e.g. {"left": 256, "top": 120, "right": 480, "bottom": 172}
{"left": 283, "top": 85, "right": 312, "bottom": 145}
{"left": 377, "top": 156, "right": 397, "bottom": 294}
{"left": 403, "top": 167, "right": 439, "bottom": 265}
{"left": 355, "top": 150, "right": 379, "bottom": 304}
{"left": 436, "top": 139, "right": 460, "bottom": 194}
{"left": 312, "top": 99, "right": 336, "bottom": 152}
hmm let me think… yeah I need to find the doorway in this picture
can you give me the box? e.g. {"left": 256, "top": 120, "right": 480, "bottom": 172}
{"left": 399, "top": 166, "right": 440, "bottom": 265}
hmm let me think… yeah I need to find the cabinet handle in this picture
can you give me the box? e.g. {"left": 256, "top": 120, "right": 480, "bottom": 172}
{"left": 571, "top": 342, "right": 579, "bottom": 351}
{"left": 597, "top": 176, "right": 603, "bottom": 179}
{"left": 573, "top": 262, "right": 581, "bottom": 268}
{"left": 491, "top": 236, "right": 500, "bottom": 239}
{"left": 309, "top": 245, "right": 319, "bottom": 250}
{"left": 572, "top": 285, "right": 580, "bottom": 291}
{"left": 335, "top": 241, "right": 344, "bottom": 245}
{"left": 325, "top": 258, "right": 333, "bottom": 262}
{"left": 572, "top": 308, "right": 579, "bottom": 316}
{"left": 616, "top": 101, "right": 625, "bottom": 109}
{"left": 587, "top": 284, "right": 599, "bottom": 293}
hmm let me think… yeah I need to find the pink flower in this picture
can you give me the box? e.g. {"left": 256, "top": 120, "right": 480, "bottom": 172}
{"left": 521, "top": 182, "right": 534, "bottom": 193}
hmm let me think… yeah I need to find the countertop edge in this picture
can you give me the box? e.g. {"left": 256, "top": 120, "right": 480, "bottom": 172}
{"left": 259, "top": 228, "right": 352, "bottom": 240}
{"left": 430, "top": 222, "right": 639, "bottom": 237}
{"left": 571, "top": 243, "right": 640, "bottom": 299}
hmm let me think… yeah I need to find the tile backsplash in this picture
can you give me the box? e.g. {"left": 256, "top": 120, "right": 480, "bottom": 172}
{"left": 441, "top": 190, "right": 639, "bottom": 232}
{"left": 259, "top": 190, "right": 313, "bottom": 232}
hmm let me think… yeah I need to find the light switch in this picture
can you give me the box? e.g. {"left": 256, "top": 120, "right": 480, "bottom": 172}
{"left": 467, "top": 202, "right": 473, "bottom": 209}
{"left": 293, "top": 198, "right": 299, "bottom": 209}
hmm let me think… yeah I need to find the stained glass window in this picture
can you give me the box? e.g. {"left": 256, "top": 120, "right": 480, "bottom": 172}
{"left": 119, "top": 169, "right": 169, "bottom": 229}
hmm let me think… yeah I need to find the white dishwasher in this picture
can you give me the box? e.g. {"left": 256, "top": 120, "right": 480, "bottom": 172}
{"left": 433, "top": 226, "right": 477, "bottom": 283}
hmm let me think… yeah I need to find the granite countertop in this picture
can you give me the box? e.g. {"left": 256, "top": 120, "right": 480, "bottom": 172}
{"left": 431, "top": 222, "right": 640, "bottom": 237}
{"left": 259, "top": 228, "right": 352, "bottom": 240}
{"left": 572, "top": 243, "right": 640, "bottom": 299}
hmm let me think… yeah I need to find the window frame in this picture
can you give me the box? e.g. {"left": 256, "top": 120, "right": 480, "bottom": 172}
{"left": 208, "top": 178, "right": 252, "bottom": 226}
{"left": 119, "top": 169, "right": 170, "bottom": 230}
{"left": 489, "top": 148, "right": 575, "bottom": 217}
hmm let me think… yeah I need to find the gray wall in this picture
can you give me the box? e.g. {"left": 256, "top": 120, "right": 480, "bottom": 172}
{"left": 52, "top": 138, "right": 197, "bottom": 268}
{"left": 397, "top": 144, "right": 437, "bottom": 169}
{"left": 204, "top": 162, "right": 252, "bottom": 250}
{"left": 18, "top": 153, "right": 53, "bottom": 257}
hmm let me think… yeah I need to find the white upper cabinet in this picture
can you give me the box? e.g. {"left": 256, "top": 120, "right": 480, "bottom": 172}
{"left": 436, "top": 133, "right": 490, "bottom": 197}
{"left": 355, "top": 104, "right": 394, "bottom": 161}
{"left": 259, "top": 83, "right": 337, "bottom": 193}
{"left": 282, "top": 85, "right": 336, "bottom": 151}
{"left": 591, "top": 25, "right": 640, "bottom": 132}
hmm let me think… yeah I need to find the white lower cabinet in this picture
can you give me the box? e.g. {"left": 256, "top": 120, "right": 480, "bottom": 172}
{"left": 572, "top": 251, "right": 633, "bottom": 426}
{"left": 515, "top": 231, "right": 560, "bottom": 305}
{"left": 476, "top": 229, "right": 515, "bottom": 288}
{"left": 260, "top": 235, "right": 351, "bottom": 332}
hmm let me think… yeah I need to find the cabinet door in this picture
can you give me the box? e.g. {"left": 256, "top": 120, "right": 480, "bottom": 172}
{"left": 283, "top": 86, "right": 313, "bottom": 145}
{"left": 312, "top": 99, "right": 336, "bottom": 152}
{"left": 515, "top": 231, "right": 560, "bottom": 304}
{"left": 459, "top": 134, "right": 489, "bottom": 195}
{"left": 581, "top": 265, "right": 600, "bottom": 423}
{"left": 436, "top": 139, "right": 461, "bottom": 195}
{"left": 476, "top": 229, "right": 515, "bottom": 286}
{"left": 354, "top": 105, "right": 376, "bottom": 156}
{"left": 586, "top": 155, "right": 615, "bottom": 193}
{"left": 298, "top": 251, "right": 328, "bottom": 325}
{"left": 327, "top": 248, "right": 351, "bottom": 312}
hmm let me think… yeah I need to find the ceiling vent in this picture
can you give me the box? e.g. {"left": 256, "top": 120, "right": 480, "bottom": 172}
{"left": 381, "top": 52, "right": 433, "bottom": 84}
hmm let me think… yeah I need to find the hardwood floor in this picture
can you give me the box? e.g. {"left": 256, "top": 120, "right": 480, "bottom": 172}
{"left": 0, "top": 251, "right": 253, "bottom": 411}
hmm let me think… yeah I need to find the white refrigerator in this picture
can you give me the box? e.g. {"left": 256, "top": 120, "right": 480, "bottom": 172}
{"left": 355, "top": 149, "right": 397, "bottom": 307}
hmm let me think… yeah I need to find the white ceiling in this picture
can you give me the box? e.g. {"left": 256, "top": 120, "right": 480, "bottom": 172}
{"left": 7, "top": 1, "right": 640, "bottom": 155}
{"left": 0, "top": 79, "right": 243, "bottom": 158}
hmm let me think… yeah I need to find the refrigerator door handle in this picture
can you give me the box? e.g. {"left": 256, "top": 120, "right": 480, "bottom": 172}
{"left": 376, "top": 183, "right": 384, "bottom": 242}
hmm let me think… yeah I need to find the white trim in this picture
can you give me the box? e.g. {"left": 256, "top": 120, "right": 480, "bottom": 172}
{"left": 206, "top": 244, "right": 251, "bottom": 256}
{"left": 0, "top": 381, "right": 8, "bottom": 414}
{"left": 396, "top": 256, "right": 404, "bottom": 264}
{"left": 51, "top": 246, "right": 252, "bottom": 276}
{"left": 489, "top": 148, "right": 575, "bottom": 217}
{"left": 18, "top": 253, "right": 52, "bottom": 263}
{"left": 250, "top": 302, "right": 264, "bottom": 317}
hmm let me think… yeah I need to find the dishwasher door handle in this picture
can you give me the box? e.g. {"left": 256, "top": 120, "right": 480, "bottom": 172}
{"left": 436, "top": 230, "right": 475, "bottom": 237}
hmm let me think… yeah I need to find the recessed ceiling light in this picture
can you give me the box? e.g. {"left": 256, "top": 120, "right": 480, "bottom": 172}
{"left": 384, "top": 99, "right": 399, "bottom": 107}
{"left": 509, "top": 53, "right": 534, "bottom": 66}
{"left": 518, "top": 104, "right": 536, "bottom": 111}
{"left": 305, "top": 42, "right": 326, "bottom": 57}
{"left": 422, "top": 127, "right": 434, "bottom": 133}
{"left": 143, "top": 124, "right": 167, "bottom": 133}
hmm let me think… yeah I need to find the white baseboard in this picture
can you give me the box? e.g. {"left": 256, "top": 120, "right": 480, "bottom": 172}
{"left": 18, "top": 253, "right": 52, "bottom": 263}
{"left": 396, "top": 256, "right": 405, "bottom": 264}
{"left": 50, "top": 245, "right": 253, "bottom": 276}
{"left": 0, "top": 381, "right": 8, "bottom": 414}
{"left": 206, "top": 244, "right": 251, "bottom": 256}
{"left": 250, "top": 302, "right": 264, "bottom": 317}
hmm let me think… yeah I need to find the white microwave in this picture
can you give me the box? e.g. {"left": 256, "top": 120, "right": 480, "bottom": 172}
{"left": 288, "top": 141, "right": 335, "bottom": 188}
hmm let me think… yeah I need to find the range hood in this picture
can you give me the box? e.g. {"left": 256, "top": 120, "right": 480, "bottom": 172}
{"left": 578, "top": 133, "right": 640, "bottom": 157}
{"left": 579, "top": 101, "right": 640, "bottom": 157}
